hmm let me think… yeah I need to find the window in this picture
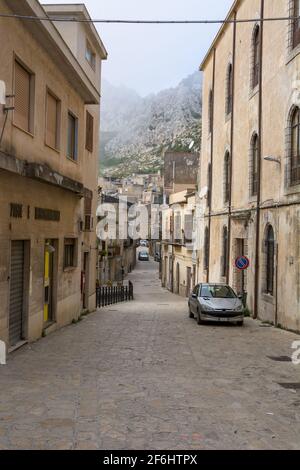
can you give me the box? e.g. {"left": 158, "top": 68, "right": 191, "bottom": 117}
{"left": 291, "top": 107, "right": 300, "bottom": 185}
{"left": 208, "top": 89, "right": 213, "bottom": 134}
{"left": 221, "top": 226, "right": 228, "bottom": 278}
{"left": 226, "top": 63, "right": 233, "bottom": 116}
{"left": 14, "top": 60, "right": 34, "bottom": 133}
{"left": 64, "top": 238, "right": 77, "bottom": 269}
{"left": 67, "top": 112, "right": 78, "bottom": 161}
{"left": 85, "top": 40, "right": 96, "bottom": 70}
{"left": 85, "top": 111, "right": 94, "bottom": 152}
{"left": 46, "top": 91, "right": 60, "bottom": 150}
{"left": 84, "top": 196, "right": 93, "bottom": 231}
{"left": 252, "top": 26, "right": 260, "bottom": 89}
{"left": 224, "top": 151, "right": 230, "bottom": 204}
{"left": 200, "top": 284, "right": 236, "bottom": 299}
{"left": 293, "top": 0, "right": 300, "bottom": 48}
{"left": 250, "top": 133, "right": 259, "bottom": 196}
{"left": 265, "top": 226, "right": 275, "bottom": 295}
{"left": 204, "top": 227, "right": 209, "bottom": 271}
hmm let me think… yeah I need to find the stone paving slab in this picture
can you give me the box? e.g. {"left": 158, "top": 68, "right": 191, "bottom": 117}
{"left": 0, "top": 259, "right": 300, "bottom": 449}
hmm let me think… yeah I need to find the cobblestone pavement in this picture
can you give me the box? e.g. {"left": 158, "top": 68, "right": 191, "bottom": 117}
{"left": 0, "top": 258, "right": 300, "bottom": 450}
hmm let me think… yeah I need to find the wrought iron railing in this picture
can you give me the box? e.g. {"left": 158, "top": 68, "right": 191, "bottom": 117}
{"left": 96, "top": 281, "right": 134, "bottom": 308}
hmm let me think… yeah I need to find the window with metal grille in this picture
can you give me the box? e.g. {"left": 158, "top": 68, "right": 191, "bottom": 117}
{"left": 221, "top": 226, "right": 229, "bottom": 278}
{"left": 14, "top": 60, "right": 34, "bottom": 133}
{"left": 204, "top": 227, "right": 209, "bottom": 270}
{"left": 224, "top": 151, "right": 230, "bottom": 204}
{"left": 85, "top": 111, "right": 94, "bottom": 152}
{"left": 64, "top": 238, "right": 77, "bottom": 269}
{"left": 265, "top": 226, "right": 275, "bottom": 295}
{"left": 293, "top": 0, "right": 300, "bottom": 48}
{"left": 291, "top": 107, "right": 300, "bottom": 185}
{"left": 250, "top": 133, "right": 259, "bottom": 196}
{"left": 46, "top": 91, "right": 60, "bottom": 150}
{"left": 225, "top": 63, "right": 233, "bottom": 116}
{"left": 252, "top": 26, "right": 260, "bottom": 89}
{"left": 67, "top": 112, "right": 78, "bottom": 161}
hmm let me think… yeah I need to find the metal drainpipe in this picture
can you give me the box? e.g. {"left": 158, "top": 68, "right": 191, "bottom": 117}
{"left": 254, "top": 0, "right": 265, "bottom": 319}
{"left": 226, "top": 10, "right": 237, "bottom": 285}
{"left": 207, "top": 47, "right": 216, "bottom": 283}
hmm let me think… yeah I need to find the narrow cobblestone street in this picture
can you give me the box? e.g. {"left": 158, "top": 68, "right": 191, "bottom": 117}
{"left": 0, "top": 258, "right": 300, "bottom": 450}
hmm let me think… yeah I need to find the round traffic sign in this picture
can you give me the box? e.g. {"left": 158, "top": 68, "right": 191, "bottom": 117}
{"left": 235, "top": 256, "right": 250, "bottom": 271}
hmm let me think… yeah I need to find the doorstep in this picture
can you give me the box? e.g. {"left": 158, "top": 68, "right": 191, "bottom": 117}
{"left": 8, "top": 340, "right": 28, "bottom": 354}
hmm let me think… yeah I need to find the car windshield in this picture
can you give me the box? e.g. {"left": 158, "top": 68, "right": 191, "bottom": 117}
{"left": 200, "top": 285, "right": 236, "bottom": 299}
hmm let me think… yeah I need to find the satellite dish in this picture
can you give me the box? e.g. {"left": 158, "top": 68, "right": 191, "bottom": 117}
{"left": 0, "top": 81, "right": 6, "bottom": 105}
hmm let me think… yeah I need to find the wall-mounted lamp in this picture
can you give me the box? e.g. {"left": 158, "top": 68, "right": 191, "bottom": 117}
{"left": 264, "top": 156, "right": 281, "bottom": 165}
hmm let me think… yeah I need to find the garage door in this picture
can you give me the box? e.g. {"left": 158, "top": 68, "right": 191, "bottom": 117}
{"left": 9, "top": 241, "right": 25, "bottom": 347}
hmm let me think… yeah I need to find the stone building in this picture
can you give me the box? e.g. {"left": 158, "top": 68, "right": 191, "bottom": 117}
{"left": 199, "top": 0, "right": 300, "bottom": 331}
{"left": 163, "top": 151, "right": 199, "bottom": 199}
{"left": 0, "top": 1, "right": 107, "bottom": 349}
{"left": 161, "top": 190, "right": 196, "bottom": 297}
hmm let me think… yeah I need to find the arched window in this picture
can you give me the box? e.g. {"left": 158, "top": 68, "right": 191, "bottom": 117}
{"left": 226, "top": 64, "right": 233, "bottom": 115}
{"left": 252, "top": 26, "right": 260, "bottom": 89}
{"left": 208, "top": 90, "right": 213, "bottom": 134}
{"left": 204, "top": 227, "right": 209, "bottom": 271}
{"left": 291, "top": 107, "right": 300, "bottom": 185}
{"left": 221, "top": 226, "right": 228, "bottom": 278}
{"left": 293, "top": 0, "right": 300, "bottom": 48}
{"left": 224, "top": 151, "right": 230, "bottom": 204}
{"left": 250, "top": 133, "right": 259, "bottom": 196}
{"left": 265, "top": 225, "right": 275, "bottom": 295}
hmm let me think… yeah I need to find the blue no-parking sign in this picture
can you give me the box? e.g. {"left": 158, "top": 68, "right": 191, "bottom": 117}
{"left": 235, "top": 256, "right": 250, "bottom": 271}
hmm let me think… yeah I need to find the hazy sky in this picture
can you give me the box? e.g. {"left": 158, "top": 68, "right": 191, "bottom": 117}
{"left": 42, "top": 0, "right": 233, "bottom": 96}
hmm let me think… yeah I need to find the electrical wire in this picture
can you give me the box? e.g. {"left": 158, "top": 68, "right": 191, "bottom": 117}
{"left": 0, "top": 13, "right": 299, "bottom": 25}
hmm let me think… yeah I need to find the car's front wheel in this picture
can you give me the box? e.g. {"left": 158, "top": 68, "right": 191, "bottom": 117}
{"left": 197, "top": 310, "right": 203, "bottom": 325}
{"left": 237, "top": 320, "right": 244, "bottom": 326}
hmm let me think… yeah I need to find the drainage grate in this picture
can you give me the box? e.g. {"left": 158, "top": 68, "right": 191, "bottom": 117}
{"left": 278, "top": 383, "right": 300, "bottom": 391}
{"left": 268, "top": 356, "right": 292, "bottom": 363}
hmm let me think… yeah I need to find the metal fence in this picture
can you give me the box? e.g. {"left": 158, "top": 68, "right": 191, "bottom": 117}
{"left": 96, "top": 281, "right": 134, "bottom": 308}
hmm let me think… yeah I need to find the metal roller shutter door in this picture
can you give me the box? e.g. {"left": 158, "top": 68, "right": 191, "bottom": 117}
{"left": 9, "top": 241, "right": 24, "bottom": 347}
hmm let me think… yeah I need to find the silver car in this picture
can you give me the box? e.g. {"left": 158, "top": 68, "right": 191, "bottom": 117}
{"left": 188, "top": 283, "right": 244, "bottom": 326}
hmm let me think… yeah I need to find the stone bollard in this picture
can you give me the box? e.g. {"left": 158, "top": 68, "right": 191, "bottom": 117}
{"left": 0, "top": 340, "right": 6, "bottom": 365}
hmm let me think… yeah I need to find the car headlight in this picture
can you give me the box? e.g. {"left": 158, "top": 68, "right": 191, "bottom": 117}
{"left": 201, "top": 304, "right": 214, "bottom": 312}
{"left": 234, "top": 305, "right": 243, "bottom": 312}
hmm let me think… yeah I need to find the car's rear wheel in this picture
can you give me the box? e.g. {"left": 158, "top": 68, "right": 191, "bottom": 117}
{"left": 237, "top": 320, "right": 244, "bottom": 326}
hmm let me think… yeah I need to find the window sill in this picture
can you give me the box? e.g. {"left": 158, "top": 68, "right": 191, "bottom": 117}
{"left": 284, "top": 183, "right": 300, "bottom": 196}
{"left": 286, "top": 43, "right": 300, "bottom": 65}
{"left": 12, "top": 122, "right": 34, "bottom": 138}
{"left": 66, "top": 156, "right": 78, "bottom": 165}
{"left": 249, "top": 85, "right": 259, "bottom": 100}
{"left": 63, "top": 266, "right": 77, "bottom": 273}
{"left": 45, "top": 142, "right": 60, "bottom": 154}
{"left": 261, "top": 293, "right": 275, "bottom": 305}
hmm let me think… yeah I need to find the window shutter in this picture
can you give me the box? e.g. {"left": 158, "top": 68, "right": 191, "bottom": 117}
{"left": 46, "top": 92, "right": 57, "bottom": 149}
{"left": 14, "top": 61, "right": 30, "bottom": 132}
{"left": 86, "top": 111, "right": 94, "bottom": 152}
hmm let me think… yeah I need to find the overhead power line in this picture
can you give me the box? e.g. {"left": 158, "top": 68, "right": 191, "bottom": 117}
{"left": 0, "top": 13, "right": 299, "bottom": 25}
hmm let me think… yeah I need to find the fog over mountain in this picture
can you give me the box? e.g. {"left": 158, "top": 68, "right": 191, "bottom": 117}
{"left": 100, "top": 71, "right": 202, "bottom": 177}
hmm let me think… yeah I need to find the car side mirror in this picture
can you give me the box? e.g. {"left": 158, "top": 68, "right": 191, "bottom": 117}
{"left": 192, "top": 294, "right": 197, "bottom": 299}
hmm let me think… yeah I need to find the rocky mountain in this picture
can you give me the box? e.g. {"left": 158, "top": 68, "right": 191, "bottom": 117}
{"left": 100, "top": 72, "right": 202, "bottom": 177}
